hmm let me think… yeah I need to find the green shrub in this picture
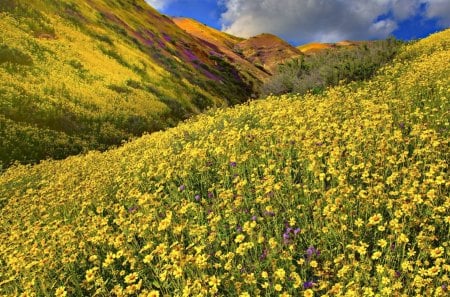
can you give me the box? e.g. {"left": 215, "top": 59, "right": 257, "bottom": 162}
{"left": 262, "top": 37, "right": 403, "bottom": 96}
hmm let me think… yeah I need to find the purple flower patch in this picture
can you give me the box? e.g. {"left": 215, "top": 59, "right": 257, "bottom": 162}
{"left": 283, "top": 226, "right": 301, "bottom": 244}
{"left": 306, "top": 246, "right": 320, "bottom": 258}
{"left": 183, "top": 49, "right": 198, "bottom": 61}
{"left": 303, "top": 281, "right": 315, "bottom": 289}
{"left": 259, "top": 248, "right": 268, "bottom": 260}
{"left": 128, "top": 205, "right": 138, "bottom": 213}
{"left": 162, "top": 33, "right": 172, "bottom": 42}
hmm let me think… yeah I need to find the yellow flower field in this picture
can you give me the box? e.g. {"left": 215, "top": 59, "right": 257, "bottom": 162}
{"left": 0, "top": 29, "right": 449, "bottom": 296}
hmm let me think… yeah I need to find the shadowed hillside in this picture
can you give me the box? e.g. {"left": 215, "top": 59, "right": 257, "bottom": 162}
{"left": 0, "top": 0, "right": 255, "bottom": 167}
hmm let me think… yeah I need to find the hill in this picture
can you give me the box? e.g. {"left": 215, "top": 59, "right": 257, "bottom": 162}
{"left": 0, "top": 0, "right": 255, "bottom": 167}
{"left": 173, "top": 17, "right": 270, "bottom": 84}
{"left": 235, "top": 33, "right": 303, "bottom": 74}
{"left": 1, "top": 28, "right": 448, "bottom": 296}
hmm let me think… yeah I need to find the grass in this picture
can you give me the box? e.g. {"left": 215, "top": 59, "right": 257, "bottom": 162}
{"left": 0, "top": 29, "right": 449, "bottom": 296}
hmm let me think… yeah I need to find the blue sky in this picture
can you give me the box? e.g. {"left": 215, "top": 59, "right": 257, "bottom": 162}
{"left": 147, "top": 0, "right": 449, "bottom": 45}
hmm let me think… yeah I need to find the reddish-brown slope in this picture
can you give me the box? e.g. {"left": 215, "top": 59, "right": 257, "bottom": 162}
{"left": 173, "top": 17, "right": 270, "bottom": 88}
{"left": 235, "top": 33, "right": 303, "bottom": 74}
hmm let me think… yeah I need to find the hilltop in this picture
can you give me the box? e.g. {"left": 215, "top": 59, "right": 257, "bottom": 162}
{"left": 1, "top": 28, "right": 448, "bottom": 296}
{"left": 235, "top": 33, "right": 303, "bottom": 74}
{"left": 173, "top": 17, "right": 270, "bottom": 83}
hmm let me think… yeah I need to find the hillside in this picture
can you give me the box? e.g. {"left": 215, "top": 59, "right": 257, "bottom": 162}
{"left": 1, "top": 28, "right": 449, "bottom": 297}
{"left": 0, "top": 0, "right": 255, "bottom": 167}
{"left": 173, "top": 17, "right": 270, "bottom": 84}
{"left": 235, "top": 33, "right": 303, "bottom": 74}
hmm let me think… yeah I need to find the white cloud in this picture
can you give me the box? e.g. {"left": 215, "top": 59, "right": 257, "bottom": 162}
{"left": 219, "top": 0, "right": 447, "bottom": 44}
{"left": 424, "top": 0, "right": 450, "bottom": 26}
{"left": 145, "top": 0, "right": 175, "bottom": 10}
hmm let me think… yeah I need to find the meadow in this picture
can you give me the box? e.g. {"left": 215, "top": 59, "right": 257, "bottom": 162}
{"left": 0, "top": 28, "right": 449, "bottom": 297}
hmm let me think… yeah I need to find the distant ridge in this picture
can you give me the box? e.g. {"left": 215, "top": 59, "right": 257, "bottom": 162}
{"left": 297, "top": 40, "right": 370, "bottom": 55}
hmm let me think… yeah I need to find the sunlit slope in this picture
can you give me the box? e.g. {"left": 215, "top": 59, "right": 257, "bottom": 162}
{"left": 0, "top": 0, "right": 253, "bottom": 166}
{"left": 297, "top": 40, "right": 368, "bottom": 55}
{"left": 173, "top": 17, "right": 270, "bottom": 83}
{"left": 297, "top": 42, "right": 334, "bottom": 54}
{"left": 1, "top": 29, "right": 449, "bottom": 296}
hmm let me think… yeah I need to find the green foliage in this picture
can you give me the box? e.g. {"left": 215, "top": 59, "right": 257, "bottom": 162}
{"left": 262, "top": 37, "right": 403, "bottom": 96}
{"left": 0, "top": 115, "right": 88, "bottom": 165}
{"left": 107, "top": 84, "right": 131, "bottom": 94}
{"left": 0, "top": 44, "right": 33, "bottom": 65}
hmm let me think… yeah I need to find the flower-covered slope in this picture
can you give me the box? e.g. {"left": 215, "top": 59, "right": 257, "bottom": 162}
{"left": 0, "top": 29, "right": 449, "bottom": 296}
{"left": 0, "top": 0, "right": 254, "bottom": 166}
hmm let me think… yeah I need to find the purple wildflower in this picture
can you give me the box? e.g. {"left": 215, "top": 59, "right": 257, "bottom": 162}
{"left": 259, "top": 249, "right": 268, "bottom": 260}
{"left": 294, "top": 228, "right": 301, "bottom": 235}
{"left": 251, "top": 215, "right": 257, "bottom": 221}
{"left": 183, "top": 49, "right": 198, "bottom": 61}
{"left": 303, "top": 281, "right": 314, "bottom": 289}
{"left": 306, "top": 246, "right": 320, "bottom": 258}
{"left": 208, "top": 192, "right": 214, "bottom": 198}
{"left": 442, "top": 284, "right": 448, "bottom": 292}
{"left": 128, "top": 205, "right": 138, "bottom": 213}
{"left": 230, "top": 161, "right": 237, "bottom": 167}
{"left": 179, "top": 185, "right": 185, "bottom": 191}
{"left": 162, "top": 33, "right": 172, "bottom": 42}
{"left": 195, "top": 194, "right": 201, "bottom": 201}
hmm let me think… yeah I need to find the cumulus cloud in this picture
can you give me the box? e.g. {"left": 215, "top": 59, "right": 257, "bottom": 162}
{"left": 220, "top": 0, "right": 448, "bottom": 44}
{"left": 424, "top": 0, "right": 450, "bottom": 26}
